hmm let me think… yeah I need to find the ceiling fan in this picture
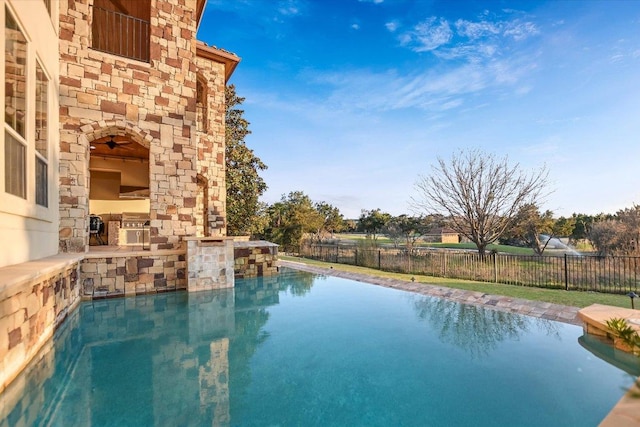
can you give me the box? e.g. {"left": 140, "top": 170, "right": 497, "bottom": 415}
{"left": 92, "top": 135, "right": 133, "bottom": 150}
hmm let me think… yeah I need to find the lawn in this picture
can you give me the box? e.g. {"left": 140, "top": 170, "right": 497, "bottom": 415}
{"left": 333, "top": 234, "right": 563, "bottom": 256}
{"left": 281, "top": 255, "right": 631, "bottom": 309}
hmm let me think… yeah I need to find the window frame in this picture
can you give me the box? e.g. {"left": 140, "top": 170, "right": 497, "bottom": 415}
{"left": 1, "top": 4, "right": 55, "bottom": 219}
{"left": 4, "top": 5, "right": 28, "bottom": 200}
{"left": 34, "top": 58, "right": 50, "bottom": 207}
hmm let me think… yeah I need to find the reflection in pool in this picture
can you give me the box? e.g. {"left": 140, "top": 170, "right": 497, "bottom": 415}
{"left": 0, "top": 268, "right": 633, "bottom": 426}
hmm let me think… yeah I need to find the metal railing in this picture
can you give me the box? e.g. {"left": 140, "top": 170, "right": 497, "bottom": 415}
{"left": 301, "top": 244, "right": 640, "bottom": 294}
{"left": 91, "top": 7, "right": 150, "bottom": 63}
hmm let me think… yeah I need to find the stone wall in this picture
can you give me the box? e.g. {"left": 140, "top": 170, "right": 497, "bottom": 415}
{"left": 186, "top": 237, "right": 235, "bottom": 291}
{"left": 194, "top": 56, "right": 227, "bottom": 235}
{"left": 0, "top": 256, "right": 82, "bottom": 393}
{"left": 234, "top": 241, "right": 279, "bottom": 279}
{"left": 57, "top": 0, "right": 227, "bottom": 252}
{"left": 80, "top": 251, "right": 187, "bottom": 298}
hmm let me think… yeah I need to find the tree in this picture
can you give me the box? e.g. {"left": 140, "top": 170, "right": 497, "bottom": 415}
{"left": 313, "top": 202, "right": 345, "bottom": 242}
{"left": 357, "top": 209, "right": 391, "bottom": 243}
{"left": 386, "top": 215, "right": 432, "bottom": 253}
{"left": 225, "top": 85, "right": 268, "bottom": 236}
{"left": 262, "top": 191, "right": 324, "bottom": 252}
{"left": 615, "top": 205, "right": 640, "bottom": 255}
{"left": 568, "top": 213, "right": 596, "bottom": 245}
{"left": 588, "top": 220, "right": 623, "bottom": 256}
{"left": 413, "top": 149, "right": 549, "bottom": 255}
{"left": 553, "top": 216, "right": 576, "bottom": 240}
{"left": 506, "top": 204, "right": 556, "bottom": 255}
{"left": 588, "top": 205, "right": 640, "bottom": 256}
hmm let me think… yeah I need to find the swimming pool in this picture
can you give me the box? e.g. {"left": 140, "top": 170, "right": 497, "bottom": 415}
{"left": 0, "top": 268, "right": 633, "bottom": 426}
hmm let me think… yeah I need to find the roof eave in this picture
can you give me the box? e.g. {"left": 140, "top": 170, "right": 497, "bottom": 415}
{"left": 196, "top": 42, "right": 241, "bottom": 83}
{"left": 196, "top": 0, "right": 206, "bottom": 30}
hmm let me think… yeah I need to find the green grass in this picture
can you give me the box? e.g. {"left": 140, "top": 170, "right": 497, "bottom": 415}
{"left": 334, "top": 234, "right": 553, "bottom": 256}
{"left": 281, "top": 255, "right": 632, "bottom": 309}
{"left": 423, "top": 242, "right": 537, "bottom": 255}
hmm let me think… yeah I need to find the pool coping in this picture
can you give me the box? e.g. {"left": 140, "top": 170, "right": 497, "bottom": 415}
{"left": 278, "top": 260, "right": 640, "bottom": 426}
{"left": 278, "top": 260, "right": 581, "bottom": 325}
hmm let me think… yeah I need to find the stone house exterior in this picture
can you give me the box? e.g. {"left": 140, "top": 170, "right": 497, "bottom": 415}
{"left": 0, "top": 0, "right": 242, "bottom": 395}
{"left": 1, "top": 0, "right": 239, "bottom": 268}
{"left": 58, "top": 0, "right": 238, "bottom": 253}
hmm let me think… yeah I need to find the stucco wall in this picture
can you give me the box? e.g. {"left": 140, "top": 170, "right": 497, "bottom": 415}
{"left": 0, "top": 1, "right": 61, "bottom": 268}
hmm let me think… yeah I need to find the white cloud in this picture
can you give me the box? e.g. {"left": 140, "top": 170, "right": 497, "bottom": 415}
{"left": 503, "top": 21, "right": 539, "bottom": 40}
{"left": 455, "top": 19, "right": 500, "bottom": 39}
{"left": 277, "top": 0, "right": 303, "bottom": 16}
{"left": 400, "top": 17, "right": 453, "bottom": 52}
{"left": 396, "top": 13, "right": 541, "bottom": 61}
{"left": 303, "top": 52, "right": 534, "bottom": 115}
{"left": 385, "top": 20, "right": 400, "bottom": 32}
{"left": 358, "top": 0, "right": 384, "bottom": 3}
{"left": 351, "top": 23, "right": 360, "bottom": 30}
{"left": 433, "top": 43, "right": 498, "bottom": 61}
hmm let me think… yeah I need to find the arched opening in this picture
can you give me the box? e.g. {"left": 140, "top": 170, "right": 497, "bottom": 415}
{"left": 88, "top": 130, "right": 150, "bottom": 247}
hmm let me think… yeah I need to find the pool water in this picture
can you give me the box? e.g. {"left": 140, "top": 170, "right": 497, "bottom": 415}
{"left": 0, "top": 268, "right": 634, "bottom": 426}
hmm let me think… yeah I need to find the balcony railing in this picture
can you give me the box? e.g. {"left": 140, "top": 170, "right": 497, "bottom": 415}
{"left": 91, "top": 6, "right": 150, "bottom": 63}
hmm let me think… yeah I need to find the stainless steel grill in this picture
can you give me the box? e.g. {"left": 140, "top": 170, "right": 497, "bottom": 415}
{"left": 120, "top": 212, "right": 149, "bottom": 245}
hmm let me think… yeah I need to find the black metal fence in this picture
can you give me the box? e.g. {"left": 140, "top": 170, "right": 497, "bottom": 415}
{"left": 300, "top": 244, "right": 640, "bottom": 294}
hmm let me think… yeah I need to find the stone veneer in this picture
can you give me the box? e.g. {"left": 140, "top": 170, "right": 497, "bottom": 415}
{"left": 0, "top": 255, "right": 82, "bottom": 393}
{"left": 57, "top": 0, "right": 229, "bottom": 253}
{"left": 186, "top": 237, "right": 235, "bottom": 291}
{"left": 234, "top": 241, "right": 279, "bottom": 279}
{"left": 80, "top": 250, "right": 187, "bottom": 298}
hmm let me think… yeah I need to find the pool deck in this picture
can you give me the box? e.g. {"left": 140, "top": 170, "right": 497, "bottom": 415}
{"left": 279, "top": 260, "right": 640, "bottom": 427}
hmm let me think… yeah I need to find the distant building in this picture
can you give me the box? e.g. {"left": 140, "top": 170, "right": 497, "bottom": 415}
{"left": 424, "top": 227, "right": 460, "bottom": 244}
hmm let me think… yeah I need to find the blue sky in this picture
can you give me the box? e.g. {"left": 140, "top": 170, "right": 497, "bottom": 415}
{"left": 199, "top": 0, "right": 640, "bottom": 219}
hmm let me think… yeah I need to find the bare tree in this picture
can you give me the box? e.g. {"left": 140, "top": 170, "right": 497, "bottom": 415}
{"left": 588, "top": 205, "right": 640, "bottom": 256}
{"left": 413, "top": 149, "right": 549, "bottom": 255}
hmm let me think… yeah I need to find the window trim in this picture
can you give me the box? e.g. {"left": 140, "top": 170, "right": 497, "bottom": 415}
{"left": 1, "top": 3, "right": 56, "bottom": 220}
{"left": 34, "top": 57, "right": 50, "bottom": 207}
{"left": 4, "top": 5, "right": 29, "bottom": 200}
{"left": 4, "top": 127, "right": 26, "bottom": 198}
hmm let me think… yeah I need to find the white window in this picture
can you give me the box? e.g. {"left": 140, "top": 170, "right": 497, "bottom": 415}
{"left": 4, "top": 6, "right": 51, "bottom": 208}
{"left": 4, "top": 7, "right": 27, "bottom": 199}
{"left": 35, "top": 61, "right": 48, "bottom": 206}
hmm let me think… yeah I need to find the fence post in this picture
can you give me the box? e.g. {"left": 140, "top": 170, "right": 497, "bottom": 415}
{"left": 564, "top": 254, "right": 569, "bottom": 291}
{"left": 355, "top": 248, "right": 358, "bottom": 266}
{"left": 336, "top": 245, "right": 339, "bottom": 263}
{"left": 443, "top": 251, "right": 447, "bottom": 277}
{"left": 493, "top": 252, "right": 498, "bottom": 283}
{"left": 378, "top": 250, "right": 381, "bottom": 270}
